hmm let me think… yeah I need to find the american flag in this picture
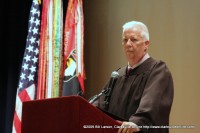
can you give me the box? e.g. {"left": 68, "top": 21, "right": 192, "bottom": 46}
{"left": 12, "top": 0, "right": 41, "bottom": 133}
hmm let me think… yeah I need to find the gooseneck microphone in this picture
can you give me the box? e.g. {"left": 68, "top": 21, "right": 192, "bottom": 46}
{"left": 88, "top": 71, "right": 119, "bottom": 105}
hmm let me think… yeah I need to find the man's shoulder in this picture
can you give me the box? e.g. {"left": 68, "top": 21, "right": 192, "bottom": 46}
{"left": 149, "top": 57, "right": 168, "bottom": 65}
{"left": 153, "top": 58, "right": 171, "bottom": 69}
{"left": 148, "top": 57, "right": 170, "bottom": 69}
{"left": 150, "top": 58, "right": 173, "bottom": 77}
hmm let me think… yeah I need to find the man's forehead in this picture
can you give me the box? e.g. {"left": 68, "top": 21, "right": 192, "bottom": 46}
{"left": 123, "top": 28, "right": 142, "bottom": 36}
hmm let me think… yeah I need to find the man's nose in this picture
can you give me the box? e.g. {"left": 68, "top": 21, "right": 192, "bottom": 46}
{"left": 127, "top": 39, "right": 133, "bottom": 46}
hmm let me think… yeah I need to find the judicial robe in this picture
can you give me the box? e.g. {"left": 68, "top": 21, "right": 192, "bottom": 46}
{"left": 93, "top": 57, "right": 174, "bottom": 133}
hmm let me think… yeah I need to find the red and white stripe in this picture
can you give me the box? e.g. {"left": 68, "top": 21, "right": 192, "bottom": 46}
{"left": 12, "top": 84, "right": 36, "bottom": 133}
{"left": 76, "top": 0, "right": 85, "bottom": 93}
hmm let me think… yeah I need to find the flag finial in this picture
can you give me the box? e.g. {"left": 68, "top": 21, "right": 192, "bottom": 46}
{"left": 38, "top": 0, "right": 41, "bottom": 5}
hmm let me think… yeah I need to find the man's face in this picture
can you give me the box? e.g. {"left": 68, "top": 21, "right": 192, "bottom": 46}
{"left": 122, "top": 27, "right": 149, "bottom": 65}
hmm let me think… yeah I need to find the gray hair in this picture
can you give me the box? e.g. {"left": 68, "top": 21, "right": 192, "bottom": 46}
{"left": 122, "top": 21, "right": 150, "bottom": 41}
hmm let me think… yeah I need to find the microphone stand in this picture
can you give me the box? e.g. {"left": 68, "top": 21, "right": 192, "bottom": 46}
{"left": 88, "top": 88, "right": 112, "bottom": 111}
{"left": 89, "top": 71, "right": 119, "bottom": 110}
{"left": 103, "top": 87, "right": 112, "bottom": 111}
{"left": 88, "top": 89, "right": 109, "bottom": 104}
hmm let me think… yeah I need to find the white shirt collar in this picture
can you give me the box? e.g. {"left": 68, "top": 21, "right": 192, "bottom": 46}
{"left": 128, "top": 53, "right": 150, "bottom": 69}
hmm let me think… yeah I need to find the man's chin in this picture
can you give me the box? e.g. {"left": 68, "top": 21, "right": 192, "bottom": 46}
{"left": 126, "top": 54, "right": 135, "bottom": 60}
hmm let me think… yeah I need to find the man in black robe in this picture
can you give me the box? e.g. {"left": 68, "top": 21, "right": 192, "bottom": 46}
{"left": 92, "top": 21, "right": 174, "bottom": 133}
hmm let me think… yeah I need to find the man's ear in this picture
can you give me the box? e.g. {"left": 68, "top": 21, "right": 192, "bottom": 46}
{"left": 144, "top": 41, "right": 150, "bottom": 50}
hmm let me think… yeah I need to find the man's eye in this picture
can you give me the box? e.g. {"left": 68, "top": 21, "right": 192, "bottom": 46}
{"left": 123, "top": 39, "right": 128, "bottom": 42}
{"left": 123, "top": 38, "right": 137, "bottom": 43}
{"left": 131, "top": 38, "right": 137, "bottom": 42}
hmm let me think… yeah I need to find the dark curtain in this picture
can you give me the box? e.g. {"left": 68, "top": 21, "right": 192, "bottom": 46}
{"left": 0, "top": 0, "right": 68, "bottom": 133}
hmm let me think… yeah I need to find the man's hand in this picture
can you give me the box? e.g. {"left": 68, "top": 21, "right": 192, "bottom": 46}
{"left": 117, "top": 121, "right": 139, "bottom": 133}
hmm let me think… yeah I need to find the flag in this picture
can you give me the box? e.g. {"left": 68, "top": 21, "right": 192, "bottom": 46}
{"left": 51, "top": 0, "right": 63, "bottom": 97}
{"left": 36, "top": 0, "right": 49, "bottom": 99}
{"left": 37, "top": 0, "right": 63, "bottom": 99}
{"left": 62, "top": 0, "right": 85, "bottom": 96}
{"left": 12, "top": 0, "right": 41, "bottom": 133}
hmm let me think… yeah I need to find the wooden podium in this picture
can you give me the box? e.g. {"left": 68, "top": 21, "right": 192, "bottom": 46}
{"left": 21, "top": 96, "right": 122, "bottom": 133}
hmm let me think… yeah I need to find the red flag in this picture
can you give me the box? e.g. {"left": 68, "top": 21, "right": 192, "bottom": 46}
{"left": 12, "top": 0, "right": 41, "bottom": 132}
{"left": 36, "top": 0, "right": 49, "bottom": 99}
{"left": 62, "top": 0, "right": 85, "bottom": 96}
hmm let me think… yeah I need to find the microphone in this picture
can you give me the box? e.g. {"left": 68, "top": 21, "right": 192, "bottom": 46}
{"left": 88, "top": 71, "right": 119, "bottom": 105}
{"left": 104, "top": 71, "right": 119, "bottom": 110}
{"left": 88, "top": 90, "right": 105, "bottom": 104}
{"left": 107, "top": 71, "right": 119, "bottom": 91}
